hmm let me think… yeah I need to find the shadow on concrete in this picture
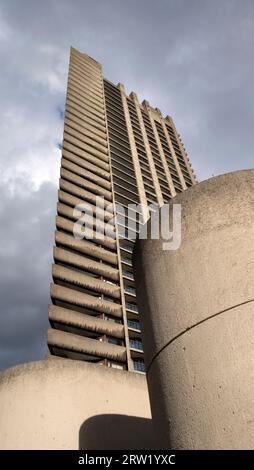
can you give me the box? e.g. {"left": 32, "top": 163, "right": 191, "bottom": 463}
{"left": 79, "top": 414, "right": 159, "bottom": 450}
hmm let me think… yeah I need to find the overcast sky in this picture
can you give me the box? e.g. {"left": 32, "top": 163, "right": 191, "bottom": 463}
{"left": 0, "top": 0, "right": 253, "bottom": 370}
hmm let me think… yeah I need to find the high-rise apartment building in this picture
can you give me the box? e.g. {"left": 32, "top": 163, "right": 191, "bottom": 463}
{"left": 47, "top": 47, "right": 196, "bottom": 373}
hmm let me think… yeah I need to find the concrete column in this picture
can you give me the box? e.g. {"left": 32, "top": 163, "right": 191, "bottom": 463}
{"left": 130, "top": 92, "right": 164, "bottom": 207}
{"left": 165, "top": 115, "right": 197, "bottom": 185}
{"left": 118, "top": 83, "right": 148, "bottom": 222}
{"left": 160, "top": 118, "right": 187, "bottom": 191}
{"left": 144, "top": 104, "right": 176, "bottom": 198}
{"left": 133, "top": 170, "right": 254, "bottom": 449}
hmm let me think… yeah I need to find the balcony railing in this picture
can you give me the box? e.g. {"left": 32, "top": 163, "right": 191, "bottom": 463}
{"left": 121, "top": 257, "right": 132, "bottom": 266}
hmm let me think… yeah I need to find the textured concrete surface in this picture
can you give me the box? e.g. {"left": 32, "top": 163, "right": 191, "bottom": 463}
{"left": 133, "top": 169, "right": 254, "bottom": 449}
{"left": 0, "top": 357, "right": 154, "bottom": 450}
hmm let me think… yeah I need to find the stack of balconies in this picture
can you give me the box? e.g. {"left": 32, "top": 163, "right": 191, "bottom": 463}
{"left": 48, "top": 48, "right": 127, "bottom": 368}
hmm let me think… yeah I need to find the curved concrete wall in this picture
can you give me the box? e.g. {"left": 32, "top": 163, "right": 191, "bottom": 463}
{"left": 0, "top": 357, "right": 154, "bottom": 450}
{"left": 133, "top": 169, "right": 254, "bottom": 449}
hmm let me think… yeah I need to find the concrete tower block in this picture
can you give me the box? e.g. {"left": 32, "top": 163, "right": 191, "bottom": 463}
{"left": 133, "top": 170, "right": 254, "bottom": 449}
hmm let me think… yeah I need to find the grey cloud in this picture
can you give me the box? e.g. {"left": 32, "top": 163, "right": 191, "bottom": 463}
{"left": 0, "top": 0, "right": 254, "bottom": 368}
{"left": 0, "top": 180, "right": 57, "bottom": 369}
{"left": 1, "top": 0, "right": 254, "bottom": 180}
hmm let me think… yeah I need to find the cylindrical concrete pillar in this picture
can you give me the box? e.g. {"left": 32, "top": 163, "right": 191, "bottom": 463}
{"left": 133, "top": 170, "right": 254, "bottom": 449}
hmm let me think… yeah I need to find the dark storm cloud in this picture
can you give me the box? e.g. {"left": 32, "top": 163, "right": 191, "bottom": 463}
{"left": 0, "top": 0, "right": 253, "bottom": 368}
{"left": 0, "top": 179, "right": 57, "bottom": 369}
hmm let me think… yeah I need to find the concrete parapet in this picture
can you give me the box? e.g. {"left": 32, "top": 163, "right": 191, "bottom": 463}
{"left": 0, "top": 358, "right": 154, "bottom": 450}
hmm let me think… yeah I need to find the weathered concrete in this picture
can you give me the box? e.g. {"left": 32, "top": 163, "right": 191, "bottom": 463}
{"left": 0, "top": 357, "right": 155, "bottom": 450}
{"left": 133, "top": 169, "right": 254, "bottom": 449}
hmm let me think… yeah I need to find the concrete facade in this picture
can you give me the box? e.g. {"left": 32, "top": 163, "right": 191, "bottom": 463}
{"left": 133, "top": 169, "right": 254, "bottom": 449}
{"left": 48, "top": 47, "right": 196, "bottom": 373}
{"left": 0, "top": 357, "right": 156, "bottom": 450}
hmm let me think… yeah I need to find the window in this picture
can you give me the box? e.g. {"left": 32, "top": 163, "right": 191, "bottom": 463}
{"left": 128, "top": 320, "right": 140, "bottom": 330}
{"left": 133, "top": 359, "right": 145, "bottom": 372}
{"left": 108, "top": 337, "right": 123, "bottom": 346}
{"left": 121, "top": 257, "right": 132, "bottom": 266}
{"left": 124, "top": 286, "right": 136, "bottom": 295}
{"left": 108, "top": 362, "right": 124, "bottom": 370}
{"left": 130, "top": 339, "right": 143, "bottom": 350}
{"left": 122, "top": 270, "right": 134, "bottom": 279}
{"left": 126, "top": 303, "right": 138, "bottom": 312}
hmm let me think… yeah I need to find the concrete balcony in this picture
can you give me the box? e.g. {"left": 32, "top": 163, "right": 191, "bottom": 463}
{"left": 53, "top": 247, "right": 119, "bottom": 281}
{"left": 55, "top": 231, "right": 118, "bottom": 266}
{"left": 58, "top": 191, "right": 114, "bottom": 224}
{"left": 61, "top": 157, "right": 111, "bottom": 191}
{"left": 65, "top": 99, "right": 107, "bottom": 133}
{"left": 65, "top": 100, "right": 106, "bottom": 129}
{"left": 62, "top": 147, "right": 109, "bottom": 180}
{"left": 48, "top": 305, "right": 124, "bottom": 339}
{"left": 56, "top": 200, "right": 114, "bottom": 232}
{"left": 64, "top": 114, "right": 107, "bottom": 147}
{"left": 68, "top": 76, "right": 104, "bottom": 108}
{"left": 52, "top": 265, "right": 121, "bottom": 299}
{"left": 59, "top": 179, "right": 112, "bottom": 209}
{"left": 63, "top": 139, "right": 109, "bottom": 171}
{"left": 55, "top": 216, "right": 116, "bottom": 251}
{"left": 47, "top": 328, "right": 127, "bottom": 363}
{"left": 63, "top": 132, "right": 109, "bottom": 164}
{"left": 60, "top": 167, "right": 112, "bottom": 201}
{"left": 68, "top": 68, "right": 103, "bottom": 98}
{"left": 50, "top": 284, "right": 122, "bottom": 318}
{"left": 66, "top": 84, "right": 105, "bottom": 117}
{"left": 64, "top": 121, "right": 108, "bottom": 154}
{"left": 57, "top": 202, "right": 115, "bottom": 238}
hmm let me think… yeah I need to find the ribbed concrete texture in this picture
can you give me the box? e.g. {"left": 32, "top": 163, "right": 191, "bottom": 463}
{"left": 133, "top": 169, "right": 254, "bottom": 449}
{"left": 0, "top": 357, "right": 157, "bottom": 450}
